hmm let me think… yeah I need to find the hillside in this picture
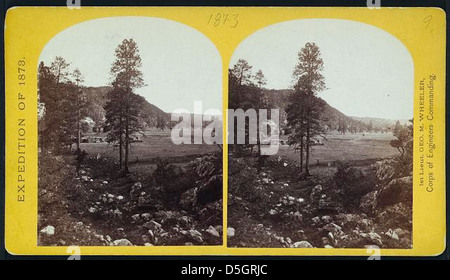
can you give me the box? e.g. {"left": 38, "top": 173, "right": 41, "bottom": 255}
{"left": 82, "top": 86, "right": 170, "bottom": 128}
{"left": 263, "top": 89, "right": 403, "bottom": 133}
{"left": 351, "top": 117, "right": 411, "bottom": 130}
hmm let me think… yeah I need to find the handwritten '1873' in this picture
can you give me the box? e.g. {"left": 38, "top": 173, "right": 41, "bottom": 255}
{"left": 207, "top": 13, "right": 239, "bottom": 28}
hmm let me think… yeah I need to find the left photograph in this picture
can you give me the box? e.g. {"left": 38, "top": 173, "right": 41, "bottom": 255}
{"left": 37, "top": 17, "right": 223, "bottom": 246}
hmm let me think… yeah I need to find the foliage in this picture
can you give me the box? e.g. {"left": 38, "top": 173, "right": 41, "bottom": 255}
{"left": 333, "top": 161, "right": 375, "bottom": 208}
{"left": 390, "top": 119, "right": 413, "bottom": 176}
{"left": 38, "top": 58, "right": 85, "bottom": 153}
{"left": 106, "top": 38, "right": 145, "bottom": 172}
{"left": 286, "top": 42, "right": 326, "bottom": 175}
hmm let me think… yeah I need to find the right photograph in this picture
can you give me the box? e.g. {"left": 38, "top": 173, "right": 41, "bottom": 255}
{"left": 227, "top": 19, "right": 413, "bottom": 249}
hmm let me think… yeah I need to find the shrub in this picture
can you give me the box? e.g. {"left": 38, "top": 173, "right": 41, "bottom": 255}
{"left": 333, "top": 161, "right": 375, "bottom": 209}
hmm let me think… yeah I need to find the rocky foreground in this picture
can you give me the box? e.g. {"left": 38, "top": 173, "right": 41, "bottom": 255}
{"left": 228, "top": 157, "right": 412, "bottom": 249}
{"left": 38, "top": 152, "right": 223, "bottom": 246}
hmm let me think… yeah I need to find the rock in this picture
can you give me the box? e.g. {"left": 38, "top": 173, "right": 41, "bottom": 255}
{"left": 144, "top": 243, "right": 154, "bottom": 246}
{"left": 311, "top": 216, "right": 320, "bottom": 224}
{"left": 117, "top": 228, "right": 125, "bottom": 237}
{"left": 297, "top": 198, "right": 305, "bottom": 204}
{"left": 368, "top": 232, "right": 382, "bottom": 245}
{"left": 269, "top": 209, "right": 278, "bottom": 216}
{"left": 75, "top": 222, "right": 84, "bottom": 229}
{"left": 328, "top": 232, "right": 336, "bottom": 245}
{"left": 40, "top": 225, "right": 55, "bottom": 236}
{"left": 374, "top": 159, "right": 396, "bottom": 182}
{"left": 131, "top": 214, "right": 140, "bottom": 222}
{"left": 206, "top": 226, "right": 220, "bottom": 238}
{"left": 188, "top": 230, "right": 203, "bottom": 243}
{"left": 113, "top": 209, "right": 122, "bottom": 219}
{"left": 152, "top": 220, "right": 163, "bottom": 228}
{"left": 294, "top": 211, "right": 303, "bottom": 221}
{"left": 196, "top": 174, "right": 222, "bottom": 205}
{"left": 142, "top": 235, "right": 150, "bottom": 243}
{"left": 377, "top": 176, "right": 412, "bottom": 209}
{"left": 386, "top": 229, "right": 399, "bottom": 240}
{"left": 323, "top": 223, "right": 343, "bottom": 237}
{"left": 175, "top": 216, "right": 189, "bottom": 228}
{"left": 227, "top": 227, "right": 236, "bottom": 238}
{"left": 357, "top": 219, "right": 372, "bottom": 231}
{"left": 180, "top": 187, "right": 198, "bottom": 210}
{"left": 310, "top": 185, "right": 323, "bottom": 200}
{"left": 293, "top": 241, "right": 313, "bottom": 248}
{"left": 376, "top": 202, "right": 412, "bottom": 229}
{"left": 297, "top": 230, "right": 307, "bottom": 240}
{"left": 394, "top": 228, "right": 404, "bottom": 237}
{"left": 141, "top": 213, "right": 152, "bottom": 221}
{"left": 113, "top": 239, "right": 133, "bottom": 246}
{"left": 117, "top": 196, "right": 124, "bottom": 200}
{"left": 321, "top": 215, "right": 332, "bottom": 224}
{"left": 360, "top": 191, "right": 378, "bottom": 214}
{"left": 360, "top": 232, "right": 382, "bottom": 246}
{"left": 215, "top": 225, "right": 223, "bottom": 235}
{"left": 88, "top": 207, "right": 97, "bottom": 214}
{"left": 324, "top": 245, "right": 334, "bottom": 249}
{"left": 130, "top": 182, "right": 143, "bottom": 198}
{"left": 322, "top": 237, "right": 331, "bottom": 246}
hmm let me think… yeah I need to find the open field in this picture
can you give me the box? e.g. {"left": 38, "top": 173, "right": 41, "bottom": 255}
{"left": 80, "top": 132, "right": 220, "bottom": 163}
{"left": 276, "top": 132, "right": 399, "bottom": 166}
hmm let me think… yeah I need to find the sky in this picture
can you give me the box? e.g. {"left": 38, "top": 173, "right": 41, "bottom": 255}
{"left": 39, "top": 17, "right": 222, "bottom": 113}
{"left": 230, "top": 19, "right": 414, "bottom": 120}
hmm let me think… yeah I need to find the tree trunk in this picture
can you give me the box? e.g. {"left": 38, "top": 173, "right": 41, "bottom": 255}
{"left": 300, "top": 137, "right": 304, "bottom": 173}
{"left": 76, "top": 89, "right": 81, "bottom": 153}
{"left": 305, "top": 120, "right": 311, "bottom": 176}
{"left": 124, "top": 90, "right": 130, "bottom": 173}
{"left": 119, "top": 132, "right": 123, "bottom": 170}
{"left": 257, "top": 112, "right": 262, "bottom": 169}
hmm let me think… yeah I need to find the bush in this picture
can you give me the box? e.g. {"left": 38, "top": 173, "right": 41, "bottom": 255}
{"left": 153, "top": 157, "right": 193, "bottom": 207}
{"left": 333, "top": 161, "right": 375, "bottom": 209}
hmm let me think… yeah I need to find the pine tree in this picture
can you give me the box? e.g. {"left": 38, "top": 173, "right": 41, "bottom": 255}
{"left": 109, "top": 39, "right": 145, "bottom": 173}
{"left": 72, "top": 68, "right": 85, "bottom": 152}
{"left": 38, "top": 57, "right": 79, "bottom": 153}
{"left": 287, "top": 43, "right": 326, "bottom": 176}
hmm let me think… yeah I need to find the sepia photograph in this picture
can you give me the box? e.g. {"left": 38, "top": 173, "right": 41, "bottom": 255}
{"left": 227, "top": 19, "right": 413, "bottom": 249}
{"left": 37, "top": 17, "right": 223, "bottom": 246}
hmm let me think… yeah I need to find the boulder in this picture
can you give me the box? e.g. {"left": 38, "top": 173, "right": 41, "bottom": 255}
{"left": 227, "top": 227, "right": 236, "bottom": 238}
{"left": 113, "top": 239, "right": 133, "bottom": 246}
{"left": 180, "top": 187, "right": 198, "bottom": 210}
{"left": 376, "top": 202, "right": 412, "bottom": 230}
{"left": 40, "top": 225, "right": 55, "bottom": 236}
{"left": 188, "top": 229, "right": 203, "bottom": 243}
{"left": 310, "top": 185, "right": 323, "bottom": 200}
{"left": 206, "top": 226, "right": 220, "bottom": 238}
{"left": 377, "top": 176, "right": 412, "bottom": 208}
{"left": 130, "top": 182, "right": 143, "bottom": 199}
{"left": 360, "top": 191, "right": 378, "bottom": 214}
{"left": 196, "top": 175, "right": 222, "bottom": 205}
{"left": 374, "top": 159, "right": 396, "bottom": 182}
{"left": 293, "top": 241, "right": 313, "bottom": 248}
